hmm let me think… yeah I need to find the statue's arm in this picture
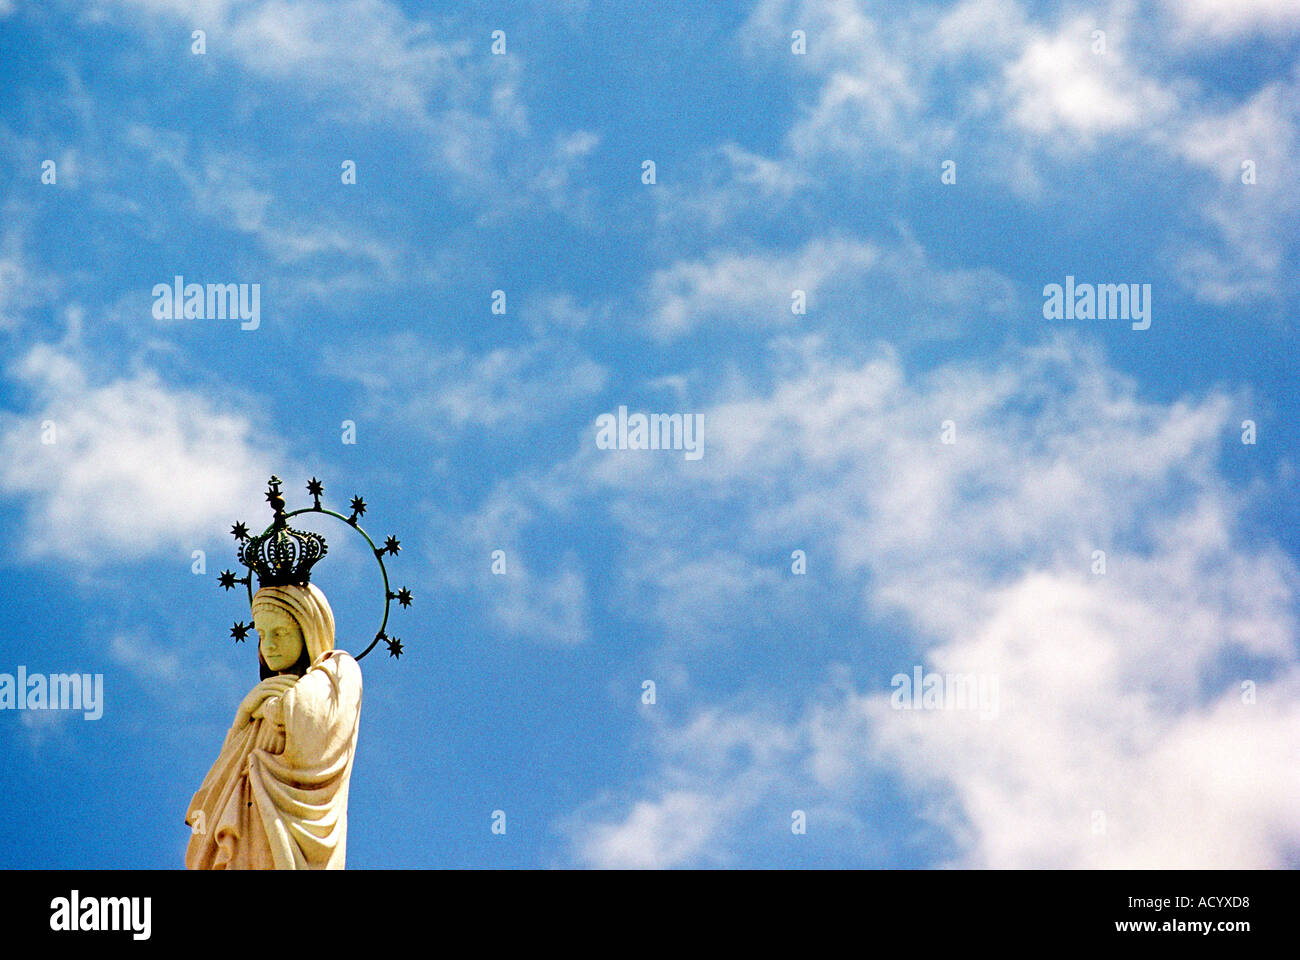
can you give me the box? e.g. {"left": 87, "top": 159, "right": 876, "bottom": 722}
{"left": 254, "top": 695, "right": 287, "bottom": 753}
{"left": 232, "top": 675, "right": 298, "bottom": 731}
{"left": 279, "top": 655, "right": 362, "bottom": 763}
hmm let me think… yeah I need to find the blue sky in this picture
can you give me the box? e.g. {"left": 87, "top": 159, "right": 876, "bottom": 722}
{"left": 1, "top": 0, "right": 1298, "bottom": 868}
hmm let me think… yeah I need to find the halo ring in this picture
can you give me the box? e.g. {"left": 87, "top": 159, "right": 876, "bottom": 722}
{"left": 243, "top": 506, "right": 394, "bottom": 661}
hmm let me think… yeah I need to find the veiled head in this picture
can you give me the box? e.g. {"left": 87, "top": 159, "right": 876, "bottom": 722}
{"left": 251, "top": 583, "right": 336, "bottom": 678}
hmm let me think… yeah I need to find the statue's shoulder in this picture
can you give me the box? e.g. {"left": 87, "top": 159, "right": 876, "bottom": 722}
{"left": 315, "top": 649, "right": 362, "bottom": 683}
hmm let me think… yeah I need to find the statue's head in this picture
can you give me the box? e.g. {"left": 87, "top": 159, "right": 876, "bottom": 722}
{"left": 251, "top": 583, "right": 336, "bottom": 679}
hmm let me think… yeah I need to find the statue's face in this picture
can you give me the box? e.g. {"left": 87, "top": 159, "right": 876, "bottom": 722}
{"left": 255, "top": 606, "right": 305, "bottom": 672}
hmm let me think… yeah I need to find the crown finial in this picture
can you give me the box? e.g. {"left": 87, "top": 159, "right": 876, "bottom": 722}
{"left": 265, "top": 475, "right": 288, "bottom": 528}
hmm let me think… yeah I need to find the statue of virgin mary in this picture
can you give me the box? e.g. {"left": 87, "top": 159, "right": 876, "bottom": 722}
{"left": 185, "top": 583, "right": 362, "bottom": 869}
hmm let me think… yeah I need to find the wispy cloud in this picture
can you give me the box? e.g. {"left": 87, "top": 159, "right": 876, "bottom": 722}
{"left": 1159, "top": 0, "right": 1300, "bottom": 41}
{"left": 0, "top": 334, "right": 282, "bottom": 563}
{"left": 109, "top": 631, "right": 182, "bottom": 686}
{"left": 441, "top": 472, "right": 593, "bottom": 647}
{"left": 324, "top": 331, "right": 608, "bottom": 440}
{"left": 728, "top": 0, "right": 1298, "bottom": 302}
{"left": 645, "top": 233, "right": 1019, "bottom": 342}
{"left": 123, "top": 124, "right": 403, "bottom": 279}
{"left": 561, "top": 334, "right": 1299, "bottom": 867}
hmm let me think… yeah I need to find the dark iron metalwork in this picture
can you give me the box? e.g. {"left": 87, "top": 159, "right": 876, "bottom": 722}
{"left": 219, "top": 475, "right": 411, "bottom": 661}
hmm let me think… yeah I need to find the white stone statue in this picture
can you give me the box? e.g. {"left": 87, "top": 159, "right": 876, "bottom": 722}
{"left": 185, "top": 583, "right": 362, "bottom": 869}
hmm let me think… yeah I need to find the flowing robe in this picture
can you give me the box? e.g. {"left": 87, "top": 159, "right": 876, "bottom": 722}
{"left": 185, "top": 650, "right": 362, "bottom": 869}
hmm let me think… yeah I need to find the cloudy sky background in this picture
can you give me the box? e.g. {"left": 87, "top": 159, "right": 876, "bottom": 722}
{"left": 1, "top": 0, "right": 1298, "bottom": 868}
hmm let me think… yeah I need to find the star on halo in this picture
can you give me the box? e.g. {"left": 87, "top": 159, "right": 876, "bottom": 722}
{"left": 230, "top": 621, "right": 251, "bottom": 643}
{"left": 385, "top": 636, "right": 404, "bottom": 658}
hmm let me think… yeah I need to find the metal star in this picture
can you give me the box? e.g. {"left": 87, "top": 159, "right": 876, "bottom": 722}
{"left": 230, "top": 521, "right": 249, "bottom": 541}
{"left": 348, "top": 496, "right": 367, "bottom": 523}
{"left": 218, "top": 569, "right": 238, "bottom": 591}
{"left": 384, "top": 535, "right": 401, "bottom": 556}
{"left": 395, "top": 586, "right": 413, "bottom": 608}
{"left": 385, "top": 636, "right": 404, "bottom": 658}
{"left": 307, "top": 477, "right": 324, "bottom": 508}
{"left": 230, "top": 621, "right": 251, "bottom": 643}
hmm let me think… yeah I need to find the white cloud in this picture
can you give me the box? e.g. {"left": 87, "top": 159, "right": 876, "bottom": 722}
{"left": 1160, "top": 0, "right": 1300, "bottom": 41}
{"left": 575, "top": 790, "right": 724, "bottom": 869}
{"left": 447, "top": 474, "right": 592, "bottom": 647}
{"left": 743, "top": 1, "right": 1179, "bottom": 148}
{"left": 563, "top": 335, "right": 1300, "bottom": 867}
{"left": 743, "top": 0, "right": 939, "bottom": 160}
{"left": 933, "top": 0, "right": 1031, "bottom": 56}
{"left": 109, "top": 631, "right": 182, "bottom": 685}
{"left": 325, "top": 322, "right": 610, "bottom": 647}
{"left": 325, "top": 332, "right": 608, "bottom": 438}
{"left": 1168, "top": 78, "right": 1300, "bottom": 302}
{"left": 0, "top": 244, "right": 30, "bottom": 332}
{"left": 728, "top": 1, "right": 1296, "bottom": 302}
{"left": 645, "top": 233, "right": 1018, "bottom": 341}
{"left": 109, "top": 0, "right": 527, "bottom": 182}
{"left": 862, "top": 568, "right": 1300, "bottom": 868}
{"left": 528, "top": 130, "right": 602, "bottom": 215}
{"left": 123, "top": 125, "right": 402, "bottom": 280}
{"left": 570, "top": 708, "right": 802, "bottom": 868}
{"left": 1002, "top": 20, "right": 1177, "bottom": 138}
{"left": 0, "top": 340, "right": 280, "bottom": 563}
{"left": 0, "top": 221, "right": 61, "bottom": 334}
{"left": 647, "top": 237, "right": 876, "bottom": 340}
{"left": 98, "top": 0, "right": 600, "bottom": 226}
{"left": 714, "top": 143, "right": 810, "bottom": 198}
{"left": 651, "top": 144, "right": 812, "bottom": 235}
{"left": 519, "top": 291, "right": 612, "bottom": 335}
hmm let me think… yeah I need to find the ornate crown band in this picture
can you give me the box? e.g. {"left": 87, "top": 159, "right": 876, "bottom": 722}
{"left": 218, "top": 476, "right": 412, "bottom": 660}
